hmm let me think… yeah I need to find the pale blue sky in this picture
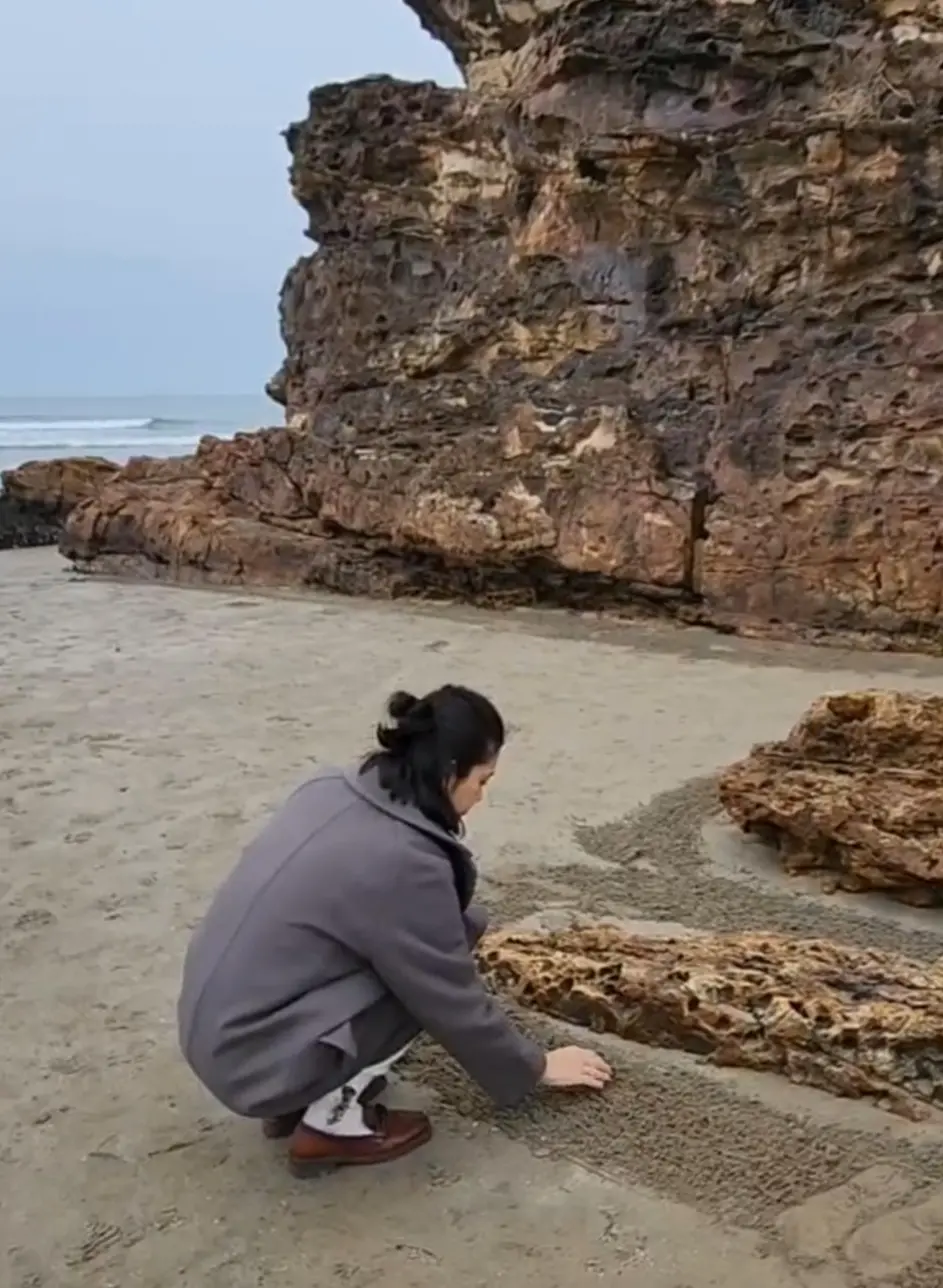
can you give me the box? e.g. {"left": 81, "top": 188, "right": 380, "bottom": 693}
{"left": 0, "top": 2, "right": 458, "bottom": 396}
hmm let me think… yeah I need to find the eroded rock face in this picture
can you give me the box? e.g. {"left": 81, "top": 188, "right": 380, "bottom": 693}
{"left": 478, "top": 924, "right": 943, "bottom": 1119}
{"left": 718, "top": 690, "right": 943, "bottom": 904}
{"left": 63, "top": 0, "right": 943, "bottom": 648}
{"left": 1, "top": 458, "right": 117, "bottom": 551}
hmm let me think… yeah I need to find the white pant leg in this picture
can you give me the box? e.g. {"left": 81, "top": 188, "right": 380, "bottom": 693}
{"left": 302, "top": 1041, "right": 413, "bottom": 1137}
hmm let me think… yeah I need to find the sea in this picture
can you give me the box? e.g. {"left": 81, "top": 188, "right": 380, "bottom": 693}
{"left": 0, "top": 394, "right": 282, "bottom": 474}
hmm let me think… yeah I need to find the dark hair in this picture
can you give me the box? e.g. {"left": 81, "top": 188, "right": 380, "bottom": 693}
{"left": 361, "top": 684, "right": 505, "bottom": 833}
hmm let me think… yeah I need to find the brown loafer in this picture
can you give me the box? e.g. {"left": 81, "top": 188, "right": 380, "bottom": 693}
{"left": 287, "top": 1104, "right": 432, "bottom": 1178}
{"left": 262, "top": 1075, "right": 389, "bottom": 1140}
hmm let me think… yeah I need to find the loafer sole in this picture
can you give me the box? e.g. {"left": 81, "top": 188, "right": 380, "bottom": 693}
{"left": 287, "top": 1119, "right": 433, "bottom": 1179}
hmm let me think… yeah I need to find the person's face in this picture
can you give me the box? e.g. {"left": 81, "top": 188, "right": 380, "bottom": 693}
{"left": 449, "top": 756, "right": 499, "bottom": 818}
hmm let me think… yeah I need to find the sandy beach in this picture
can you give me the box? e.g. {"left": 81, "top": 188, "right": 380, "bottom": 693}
{"left": 6, "top": 546, "right": 943, "bottom": 1288}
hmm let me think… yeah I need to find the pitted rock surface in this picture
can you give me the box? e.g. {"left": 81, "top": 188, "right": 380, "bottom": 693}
{"left": 478, "top": 923, "right": 943, "bottom": 1120}
{"left": 59, "top": 0, "right": 943, "bottom": 650}
{"left": 719, "top": 690, "right": 943, "bottom": 905}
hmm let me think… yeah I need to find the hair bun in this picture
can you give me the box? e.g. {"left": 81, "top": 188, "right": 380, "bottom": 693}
{"left": 375, "top": 689, "right": 435, "bottom": 753}
{"left": 386, "top": 690, "right": 419, "bottom": 722}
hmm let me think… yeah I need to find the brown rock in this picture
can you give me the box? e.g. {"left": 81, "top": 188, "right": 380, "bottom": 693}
{"left": 0, "top": 457, "right": 117, "bottom": 551}
{"left": 718, "top": 691, "right": 943, "bottom": 904}
{"left": 61, "top": 2, "right": 943, "bottom": 650}
{"left": 478, "top": 924, "right": 943, "bottom": 1119}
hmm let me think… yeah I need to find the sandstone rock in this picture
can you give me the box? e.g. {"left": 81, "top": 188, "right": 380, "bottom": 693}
{"left": 0, "top": 457, "right": 117, "bottom": 551}
{"left": 478, "top": 924, "right": 943, "bottom": 1119}
{"left": 62, "top": 1, "right": 943, "bottom": 649}
{"left": 718, "top": 691, "right": 943, "bottom": 904}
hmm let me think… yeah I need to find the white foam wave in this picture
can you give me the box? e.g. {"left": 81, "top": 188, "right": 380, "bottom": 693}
{"left": 0, "top": 417, "right": 156, "bottom": 433}
{"left": 1, "top": 435, "right": 200, "bottom": 451}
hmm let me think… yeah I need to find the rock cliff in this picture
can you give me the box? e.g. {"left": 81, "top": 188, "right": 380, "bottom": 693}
{"left": 719, "top": 689, "right": 943, "bottom": 905}
{"left": 1, "top": 458, "right": 117, "bottom": 551}
{"left": 62, "top": 0, "right": 943, "bottom": 648}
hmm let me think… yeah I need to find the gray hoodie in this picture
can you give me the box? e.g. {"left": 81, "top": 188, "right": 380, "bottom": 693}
{"left": 177, "top": 764, "right": 546, "bottom": 1117}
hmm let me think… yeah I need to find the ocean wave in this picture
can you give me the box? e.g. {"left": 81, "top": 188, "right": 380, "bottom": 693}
{"left": 0, "top": 416, "right": 208, "bottom": 450}
{"left": 1, "top": 435, "right": 201, "bottom": 451}
{"left": 0, "top": 417, "right": 158, "bottom": 432}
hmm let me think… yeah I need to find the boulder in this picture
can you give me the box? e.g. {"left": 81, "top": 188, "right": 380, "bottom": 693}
{"left": 0, "top": 457, "right": 117, "bottom": 551}
{"left": 718, "top": 691, "right": 943, "bottom": 904}
{"left": 478, "top": 924, "right": 943, "bottom": 1119}
{"left": 63, "top": 0, "right": 943, "bottom": 649}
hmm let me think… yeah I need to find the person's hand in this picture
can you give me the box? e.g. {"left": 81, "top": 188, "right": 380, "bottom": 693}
{"left": 540, "top": 1046, "right": 613, "bottom": 1090}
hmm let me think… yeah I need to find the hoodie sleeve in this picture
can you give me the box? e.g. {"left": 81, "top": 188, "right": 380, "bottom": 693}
{"left": 347, "top": 849, "right": 546, "bottom": 1108}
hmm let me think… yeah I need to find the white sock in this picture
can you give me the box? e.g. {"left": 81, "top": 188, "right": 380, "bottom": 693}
{"left": 303, "top": 1084, "right": 373, "bottom": 1136}
{"left": 302, "top": 1042, "right": 412, "bottom": 1138}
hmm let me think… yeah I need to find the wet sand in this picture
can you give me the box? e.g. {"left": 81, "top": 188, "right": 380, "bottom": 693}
{"left": 5, "top": 546, "right": 943, "bottom": 1287}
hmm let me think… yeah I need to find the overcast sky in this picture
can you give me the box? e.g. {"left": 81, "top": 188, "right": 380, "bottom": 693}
{"left": 0, "top": 1, "right": 457, "bottom": 396}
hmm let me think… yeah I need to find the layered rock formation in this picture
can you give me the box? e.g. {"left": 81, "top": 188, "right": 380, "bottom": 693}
{"left": 719, "top": 690, "right": 943, "bottom": 904}
{"left": 478, "top": 924, "right": 943, "bottom": 1119}
{"left": 1, "top": 458, "right": 116, "bottom": 551}
{"left": 63, "top": 0, "right": 943, "bottom": 647}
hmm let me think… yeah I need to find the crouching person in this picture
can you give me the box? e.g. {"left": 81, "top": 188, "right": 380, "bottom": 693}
{"left": 177, "top": 684, "right": 612, "bottom": 1177}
